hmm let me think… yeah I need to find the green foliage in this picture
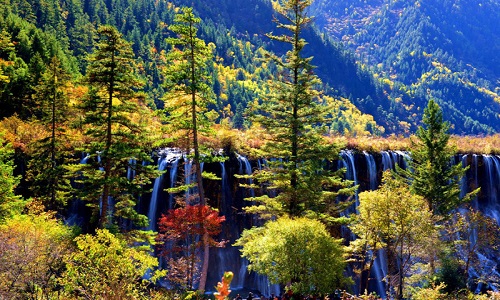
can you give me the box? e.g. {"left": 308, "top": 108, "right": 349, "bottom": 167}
{"left": 351, "top": 171, "right": 437, "bottom": 299}
{"left": 312, "top": 0, "right": 500, "bottom": 134}
{"left": 161, "top": 9, "right": 220, "bottom": 290}
{"left": 0, "top": 212, "right": 75, "bottom": 298}
{"left": 399, "top": 99, "right": 478, "bottom": 215}
{"left": 245, "top": 0, "right": 354, "bottom": 220}
{"left": 235, "top": 217, "right": 350, "bottom": 295}
{"left": 71, "top": 25, "right": 158, "bottom": 230}
{"left": 0, "top": 2, "right": 80, "bottom": 119}
{"left": 60, "top": 228, "right": 165, "bottom": 299}
{"left": 161, "top": 7, "right": 217, "bottom": 204}
{"left": 435, "top": 252, "right": 467, "bottom": 294}
{"left": 26, "top": 56, "right": 73, "bottom": 212}
{"left": 407, "top": 282, "right": 447, "bottom": 300}
{"left": 0, "top": 132, "right": 23, "bottom": 221}
{"left": 1, "top": 0, "right": 499, "bottom": 135}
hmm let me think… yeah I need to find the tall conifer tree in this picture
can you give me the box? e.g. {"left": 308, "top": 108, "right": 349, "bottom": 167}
{"left": 161, "top": 7, "right": 217, "bottom": 292}
{"left": 27, "top": 57, "right": 72, "bottom": 212}
{"left": 73, "top": 25, "right": 157, "bottom": 231}
{"left": 0, "top": 132, "right": 23, "bottom": 221}
{"left": 399, "top": 99, "right": 477, "bottom": 216}
{"left": 162, "top": 7, "right": 215, "bottom": 205}
{"left": 245, "top": 0, "right": 353, "bottom": 219}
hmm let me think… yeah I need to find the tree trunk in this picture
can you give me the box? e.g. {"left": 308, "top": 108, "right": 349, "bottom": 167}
{"left": 100, "top": 48, "right": 115, "bottom": 228}
{"left": 360, "top": 255, "right": 375, "bottom": 295}
{"left": 51, "top": 61, "right": 57, "bottom": 205}
{"left": 198, "top": 232, "right": 210, "bottom": 292}
{"left": 385, "top": 243, "right": 397, "bottom": 298}
{"left": 188, "top": 19, "right": 209, "bottom": 292}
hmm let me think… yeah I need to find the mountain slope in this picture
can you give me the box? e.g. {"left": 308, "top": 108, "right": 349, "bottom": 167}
{"left": 311, "top": 0, "right": 500, "bottom": 134}
{"left": 1, "top": 0, "right": 499, "bottom": 135}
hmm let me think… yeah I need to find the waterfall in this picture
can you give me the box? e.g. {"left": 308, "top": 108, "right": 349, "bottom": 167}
{"left": 71, "top": 149, "right": 500, "bottom": 296}
{"left": 168, "top": 156, "right": 180, "bottom": 210}
{"left": 457, "top": 154, "right": 500, "bottom": 292}
{"left": 460, "top": 155, "right": 469, "bottom": 202}
{"left": 483, "top": 155, "right": 500, "bottom": 216}
{"left": 341, "top": 150, "right": 359, "bottom": 210}
{"left": 147, "top": 149, "right": 183, "bottom": 230}
{"left": 66, "top": 154, "right": 91, "bottom": 226}
{"left": 183, "top": 156, "right": 194, "bottom": 201}
{"left": 232, "top": 154, "right": 280, "bottom": 296}
{"left": 363, "top": 152, "right": 387, "bottom": 298}
{"left": 381, "top": 151, "right": 393, "bottom": 171}
{"left": 363, "top": 151, "right": 378, "bottom": 190}
{"left": 127, "top": 159, "right": 136, "bottom": 180}
{"left": 236, "top": 153, "right": 254, "bottom": 197}
{"left": 80, "top": 153, "right": 90, "bottom": 164}
{"left": 147, "top": 156, "right": 168, "bottom": 231}
{"left": 473, "top": 154, "right": 480, "bottom": 208}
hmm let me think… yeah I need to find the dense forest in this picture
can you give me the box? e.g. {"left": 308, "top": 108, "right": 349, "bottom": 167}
{"left": 311, "top": 0, "right": 500, "bottom": 134}
{"left": 1, "top": 0, "right": 499, "bottom": 135}
{"left": 0, "top": 0, "right": 500, "bottom": 299}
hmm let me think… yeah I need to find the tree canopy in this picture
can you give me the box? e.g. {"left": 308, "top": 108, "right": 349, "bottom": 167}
{"left": 398, "top": 99, "right": 477, "bottom": 216}
{"left": 60, "top": 228, "right": 164, "bottom": 299}
{"left": 71, "top": 25, "right": 158, "bottom": 231}
{"left": 243, "top": 0, "right": 354, "bottom": 221}
{"left": 235, "top": 216, "right": 350, "bottom": 295}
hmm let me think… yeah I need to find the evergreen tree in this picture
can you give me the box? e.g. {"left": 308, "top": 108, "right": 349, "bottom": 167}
{"left": 0, "top": 132, "right": 23, "bottom": 221}
{"left": 161, "top": 7, "right": 217, "bottom": 292}
{"left": 162, "top": 7, "right": 215, "bottom": 205}
{"left": 245, "top": 0, "right": 353, "bottom": 220}
{"left": 73, "top": 25, "right": 157, "bottom": 231}
{"left": 399, "top": 99, "right": 477, "bottom": 216}
{"left": 26, "top": 57, "right": 72, "bottom": 212}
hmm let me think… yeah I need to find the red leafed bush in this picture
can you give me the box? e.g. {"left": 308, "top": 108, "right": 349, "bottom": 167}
{"left": 156, "top": 204, "right": 226, "bottom": 289}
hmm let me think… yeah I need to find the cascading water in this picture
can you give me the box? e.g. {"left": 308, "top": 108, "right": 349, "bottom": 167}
{"left": 230, "top": 154, "right": 280, "bottom": 297}
{"left": 364, "top": 151, "right": 386, "bottom": 297}
{"left": 66, "top": 154, "right": 91, "bottom": 226}
{"left": 207, "top": 159, "right": 249, "bottom": 290}
{"left": 340, "top": 150, "right": 359, "bottom": 211}
{"left": 168, "top": 155, "right": 180, "bottom": 210}
{"left": 138, "top": 150, "right": 500, "bottom": 296}
{"left": 127, "top": 159, "right": 136, "bottom": 181}
{"left": 147, "top": 156, "right": 168, "bottom": 231}
{"left": 381, "top": 151, "right": 393, "bottom": 171}
{"left": 147, "top": 149, "right": 183, "bottom": 231}
{"left": 363, "top": 151, "right": 378, "bottom": 190}
{"left": 483, "top": 155, "right": 500, "bottom": 216}
{"left": 465, "top": 155, "right": 500, "bottom": 292}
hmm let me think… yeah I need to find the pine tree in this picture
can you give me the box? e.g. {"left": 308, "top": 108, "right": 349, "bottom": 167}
{"left": 162, "top": 7, "right": 215, "bottom": 205}
{"left": 73, "top": 25, "right": 158, "bottom": 231}
{"left": 245, "top": 0, "right": 354, "bottom": 220}
{"left": 399, "top": 99, "right": 477, "bottom": 216}
{"left": 0, "top": 132, "right": 23, "bottom": 221}
{"left": 161, "top": 7, "right": 218, "bottom": 292}
{"left": 26, "top": 56, "right": 72, "bottom": 212}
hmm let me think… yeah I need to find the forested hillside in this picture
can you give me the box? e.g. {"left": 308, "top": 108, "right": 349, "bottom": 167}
{"left": 311, "top": 0, "right": 500, "bottom": 134}
{"left": 0, "top": 0, "right": 386, "bottom": 136}
{"left": 3, "top": 0, "right": 499, "bottom": 135}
